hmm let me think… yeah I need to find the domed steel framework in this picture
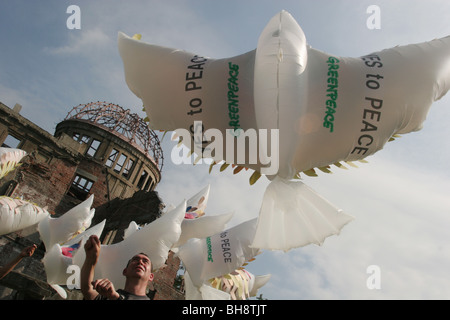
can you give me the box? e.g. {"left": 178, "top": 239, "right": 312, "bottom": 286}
{"left": 64, "top": 101, "right": 164, "bottom": 170}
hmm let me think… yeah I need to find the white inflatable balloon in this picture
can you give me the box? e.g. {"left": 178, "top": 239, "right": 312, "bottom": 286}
{"left": 123, "top": 186, "right": 233, "bottom": 248}
{"left": 0, "top": 147, "right": 27, "bottom": 179}
{"left": 176, "top": 218, "right": 260, "bottom": 287}
{"left": 38, "top": 195, "right": 95, "bottom": 249}
{"left": 185, "top": 184, "right": 210, "bottom": 219}
{"left": 253, "top": 177, "right": 354, "bottom": 251}
{"left": 184, "top": 272, "right": 229, "bottom": 300}
{"left": 0, "top": 196, "right": 50, "bottom": 236}
{"left": 175, "top": 212, "right": 234, "bottom": 249}
{"left": 176, "top": 184, "right": 233, "bottom": 248}
{"left": 123, "top": 220, "right": 140, "bottom": 239}
{"left": 123, "top": 212, "right": 234, "bottom": 249}
{"left": 72, "top": 201, "right": 185, "bottom": 290}
{"left": 184, "top": 269, "right": 270, "bottom": 300}
{"left": 208, "top": 269, "right": 271, "bottom": 300}
{"left": 41, "top": 220, "right": 106, "bottom": 287}
{"left": 118, "top": 10, "right": 450, "bottom": 251}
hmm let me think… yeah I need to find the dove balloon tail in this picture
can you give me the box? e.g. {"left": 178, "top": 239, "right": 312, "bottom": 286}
{"left": 251, "top": 177, "right": 354, "bottom": 251}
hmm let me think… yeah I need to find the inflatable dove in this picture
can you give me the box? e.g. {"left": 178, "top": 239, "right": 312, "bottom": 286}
{"left": 41, "top": 220, "right": 106, "bottom": 298}
{"left": 118, "top": 10, "right": 450, "bottom": 251}
{"left": 123, "top": 220, "right": 140, "bottom": 239}
{"left": 184, "top": 269, "right": 270, "bottom": 300}
{"left": 175, "top": 185, "right": 234, "bottom": 248}
{"left": 0, "top": 147, "right": 27, "bottom": 179}
{"left": 174, "top": 212, "right": 234, "bottom": 249}
{"left": 123, "top": 212, "right": 234, "bottom": 251}
{"left": 176, "top": 218, "right": 261, "bottom": 288}
{"left": 123, "top": 185, "right": 234, "bottom": 248}
{"left": 72, "top": 200, "right": 185, "bottom": 290}
{"left": 0, "top": 196, "right": 50, "bottom": 236}
{"left": 41, "top": 220, "right": 105, "bottom": 285}
{"left": 38, "top": 195, "right": 95, "bottom": 249}
{"left": 184, "top": 184, "right": 210, "bottom": 219}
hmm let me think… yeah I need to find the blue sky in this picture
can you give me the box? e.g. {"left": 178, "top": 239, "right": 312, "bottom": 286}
{"left": 1, "top": 0, "right": 450, "bottom": 300}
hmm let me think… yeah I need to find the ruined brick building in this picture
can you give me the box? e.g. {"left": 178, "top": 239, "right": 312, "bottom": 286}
{"left": 0, "top": 101, "right": 184, "bottom": 299}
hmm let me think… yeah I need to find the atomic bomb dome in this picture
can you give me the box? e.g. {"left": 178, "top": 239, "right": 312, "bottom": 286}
{"left": 60, "top": 101, "right": 163, "bottom": 170}
{"left": 54, "top": 101, "right": 163, "bottom": 204}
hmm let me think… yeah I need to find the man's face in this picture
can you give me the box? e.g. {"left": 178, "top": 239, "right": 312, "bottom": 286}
{"left": 124, "top": 254, "right": 154, "bottom": 281}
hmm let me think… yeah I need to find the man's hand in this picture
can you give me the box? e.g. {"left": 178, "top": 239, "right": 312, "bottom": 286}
{"left": 92, "top": 279, "right": 120, "bottom": 300}
{"left": 84, "top": 235, "right": 101, "bottom": 265}
{"left": 80, "top": 235, "right": 102, "bottom": 299}
{"left": 20, "top": 244, "right": 37, "bottom": 258}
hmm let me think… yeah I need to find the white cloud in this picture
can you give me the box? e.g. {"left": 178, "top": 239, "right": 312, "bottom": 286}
{"left": 43, "top": 27, "right": 111, "bottom": 56}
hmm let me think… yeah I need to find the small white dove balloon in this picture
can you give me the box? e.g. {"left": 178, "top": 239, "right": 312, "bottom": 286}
{"left": 41, "top": 220, "right": 106, "bottom": 287}
{"left": 38, "top": 195, "right": 95, "bottom": 249}
{"left": 0, "top": 147, "right": 27, "bottom": 179}
{"left": 0, "top": 196, "right": 50, "bottom": 236}
{"left": 176, "top": 218, "right": 260, "bottom": 287}
{"left": 123, "top": 185, "right": 233, "bottom": 249}
{"left": 185, "top": 269, "right": 271, "bottom": 300}
{"left": 72, "top": 200, "right": 185, "bottom": 290}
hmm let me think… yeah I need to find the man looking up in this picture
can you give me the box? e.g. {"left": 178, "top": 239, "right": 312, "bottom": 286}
{"left": 81, "top": 235, "right": 154, "bottom": 300}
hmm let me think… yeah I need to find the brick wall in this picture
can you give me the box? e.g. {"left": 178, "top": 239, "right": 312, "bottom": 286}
{"left": 6, "top": 154, "right": 78, "bottom": 215}
{"left": 153, "top": 251, "right": 184, "bottom": 300}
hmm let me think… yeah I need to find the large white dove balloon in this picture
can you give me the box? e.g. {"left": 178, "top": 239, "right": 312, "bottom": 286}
{"left": 72, "top": 200, "right": 185, "bottom": 290}
{"left": 118, "top": 10, "right": 450, "bottom": 251}
{"left": 0, "top": 196, "right": 50, "bottom": 236}
{"left": 0, "top": 147, "right": 27, "bottom": 179}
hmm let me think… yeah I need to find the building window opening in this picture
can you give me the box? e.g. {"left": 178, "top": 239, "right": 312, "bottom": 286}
{"left": 80, "top": 135, "right": 90, "bottom": 144}
{"left": 72, "top": 133, "right": 101, "bottom": 158}
{"left": 144, "top": 177, "right": 153, "bottom": 191}
{"left": 122, "top": 158, "right": 135, "bottom": 179}
{"left": 114, "top": 154, "right": 127, "bottom": 173}
{"left": 102, "top": 230, "right": 118, "bottom": 245}
{"left": 69, "top": 175, "right": 94, "bottom": 201}
{"left": 105, "top": 148, "right": 119, "bottom": 168}
{"left": 72, "top": 132, "right": 80, "bottom": 142}
{"left": 86, "top": 139, "right": 101, "bottom": 157}
{"left": 137, "top": 170, "right": 149, "bottom": 189}
{"left": 2, "top": 134, "right": 21, "bottom": 148}
{"left": 72, "top": 132, "right": 90, "bottom": 144}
